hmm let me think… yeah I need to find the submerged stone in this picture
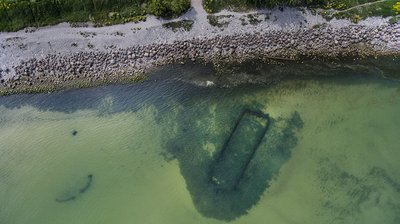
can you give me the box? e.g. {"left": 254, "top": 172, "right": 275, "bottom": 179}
{"left": 55, "top": 195, "right": 76, "bottom": 203}
{"left": 165, "top": 105, "right": 303, "bottom": 221}
{"left": 56, "top": 174, "right": 93, "bottom": 203}
{"left": 79, "top": 174, "right": 93, "bottom": 194}
{"left": 210, "top": 110, "right": 269, "bottom": 191}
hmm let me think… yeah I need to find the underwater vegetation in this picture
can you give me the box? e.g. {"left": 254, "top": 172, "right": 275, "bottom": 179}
{"left": 162, "top": 94, "right": 303, "bottom": 221}
{"left": 316, "top": 158, "right": 400, "bottom": 223}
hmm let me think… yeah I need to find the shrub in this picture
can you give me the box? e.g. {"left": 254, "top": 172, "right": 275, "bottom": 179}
{"left": 393, "top": 2, "right": 400, "bottom": 14}
{"left": 203, "top": 0, "right": 220, "bottom": 13}
{"left": 147, "top": 0, "right": 190, "bottom": 18}
{"left": 353, "top": 14, "right": 360, "bottom": 23}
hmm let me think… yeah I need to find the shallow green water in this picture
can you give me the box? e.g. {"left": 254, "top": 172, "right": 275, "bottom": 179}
{"left": 1, "top": 71, "right": 400, "bottom": 223}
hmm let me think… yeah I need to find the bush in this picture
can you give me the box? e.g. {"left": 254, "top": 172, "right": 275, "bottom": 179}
{"left": 147, "top": 0, "right": 190, "bottom": 18}
{"left": 353, "top": 14, "right": 360, "bottom": 23}
{"left": 203, "top": 0, "right": 221, "bottom": 13}
{"left": 394, "top": 2, "right": 400, "bottom": 14}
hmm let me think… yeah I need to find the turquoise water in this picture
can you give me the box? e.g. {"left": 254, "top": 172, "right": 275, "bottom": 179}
{"left": 0, "top": 67, "right": 400, "bottom": 223}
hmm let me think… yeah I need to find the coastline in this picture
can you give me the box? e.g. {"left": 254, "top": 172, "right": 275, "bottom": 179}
{"left": 0, "top": 0, "right": 399, "bottom": 95}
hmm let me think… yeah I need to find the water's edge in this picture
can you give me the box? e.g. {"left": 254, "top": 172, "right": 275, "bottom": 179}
{"left": 1, "top": 56, "right": 399, "bottom": 96}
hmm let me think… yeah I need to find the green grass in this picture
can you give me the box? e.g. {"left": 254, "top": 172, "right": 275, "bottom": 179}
{"left": 323, "top": 0, "right": 377, "bottom": 10}
{"left": 203, "top": 0, "right": 259, "bottom": 13}
{"left": 329, "top": 0, "right": 398, "bottom": 20}
{"left": 202, "top": 0, "right": 327, "bottom": 13}
{"left": 0, "top": 0, "right": 190, "bottom": 32}
{"left": 203, "top": 0, "right": 399, "bottom": 22}
{"left": 202, "top": 0, "right": 399, "bottom": 20}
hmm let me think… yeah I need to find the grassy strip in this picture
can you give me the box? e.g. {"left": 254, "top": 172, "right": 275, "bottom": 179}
{"left": 202, "top": 0, "right": 399, "bottom": 20}
{"left": 0, "top": 0, "right": 190, "bottom": 32}
{"left": 323, "top": 0, "right": 379, "bottom": 10}
{"left": 328, "top": 0, "right": 399, "bottom": 21}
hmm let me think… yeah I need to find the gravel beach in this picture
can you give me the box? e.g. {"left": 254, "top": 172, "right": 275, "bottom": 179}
{"left": 0, "top": 0, "right": 399, "bottom": 93}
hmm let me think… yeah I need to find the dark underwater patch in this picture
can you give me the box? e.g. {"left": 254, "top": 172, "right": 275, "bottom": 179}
{"left": 316, "top": 159, "right": 400, "bottom": 222}
{"left": 56, "top": 174, "right": 93, "bottom": 203}
{"left": 164, "top": 104, "right": 303, "bottom": 221}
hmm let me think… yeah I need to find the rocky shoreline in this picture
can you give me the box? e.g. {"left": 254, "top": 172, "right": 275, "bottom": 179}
{"left": 0, "top": 2, "right": 399, "bottom": 95}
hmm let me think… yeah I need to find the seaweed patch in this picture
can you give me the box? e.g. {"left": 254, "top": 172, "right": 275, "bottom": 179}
{"left": 56, "top": 174, "right": 93, "bottom": 203}
{"left": 163, "top": 103, "right": 303, "bottom": 221}
{"left": 316, "top": 159, "right": 400, "bottom": 222}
